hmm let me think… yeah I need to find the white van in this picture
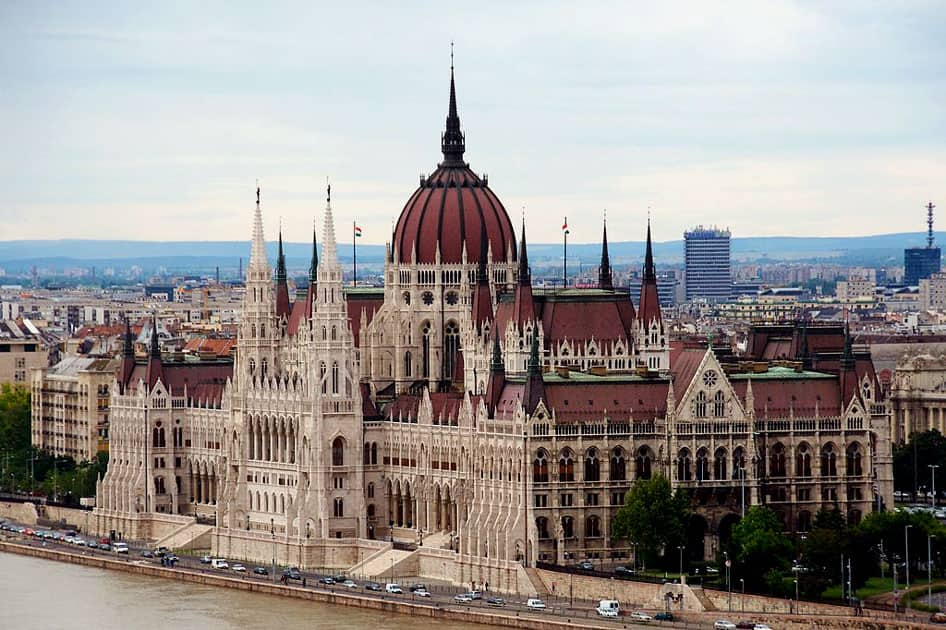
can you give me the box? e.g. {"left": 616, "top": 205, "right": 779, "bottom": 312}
{"left": 385, "top": 583, "right": 403, "bottom": 594}
{"left": 211, "top": 558, "right": 229, "bottom": 569}
{"left": 596, "top": 599, "right": 620, "bottom": 617}
{"left": 112, "top": 542, "right": 129, "bottom": 554}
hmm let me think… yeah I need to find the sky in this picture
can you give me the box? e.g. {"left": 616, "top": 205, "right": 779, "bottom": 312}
{"left": 1, "top": 1, "right": 945, "bottom": 246}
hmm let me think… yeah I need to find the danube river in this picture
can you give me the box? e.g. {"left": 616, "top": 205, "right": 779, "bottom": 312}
{"left": 0, "top": 551, "right": 489, "bottom": 630}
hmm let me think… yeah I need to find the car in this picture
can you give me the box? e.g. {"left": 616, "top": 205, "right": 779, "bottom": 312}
{"left": 99, "top": 537, "right": 110, "bottom": 545}
{"left": 654, "top": 612, "right": 674, "bottom": 621}
{"left": 526, "top": 598, "right": 547, "bottom": 610}
{"left": 99, "top": 544, "right": 110, "bottom": 552}
{"left": 141, "top": 550, "right": 154, "bottom": 558}
{"left": 364, "top": 581, "right": 382, "bottom": 592}
{"left": 64, "top": 536, "right": 75, "bottom": 544}
{"left": 282, "top": 568, "right": 302, "bottom": 581}
{"left": 409, "top": 583, "right": 429, "bottom": 592}
{"left": 155, "top": 546, "right": 169, "bottom": 557}
{"left": 629, "top": 611, "right": 653, "bottom": 622}
{"left": 486, "top": 597, "right": 505, "bottom": 607}
{"left": 87, "top": 541, "right": 99, "bottom": 549}
{"left": 736, "top": 622, "right": 757, "bottom": 629}
{"left": 211, "top": 558, "right": 229, "bottom": 569}
{"left": 596, "top": 600, "right": 620, "bottom": 617}
{"left": 341, "top": 579, "right": 358, "bottom": 589}
{"left": 164, "top": 555, "right": 179, "bottom": 565}
{"left": 753, "top": 625, "right": 773, "bottom": 630}
{"left": 385, "top": 583, "right": 403, "bottom": 594}
{"left": 253, "top": 567, "right": 268, "bottom": 575}
{"left": 200, "top": 555, "right": 212, "bottom": 564}
{"left": 931, "top": 612, "right": 946, "bottom": 624}
{"left": 706, "top": 566, "right": 720, "bottom": 575}
{"left": 714, "top": 622, "right": 737, "bottom": 630}
{"left": 232, "top": 564, "right": 247, "bottom": 572}
{"left": 614, "top": 565, "right": 636, "bottom": 577}
{"left": 454, "top": 594, "right": 473, "bottom": 603}
{"left": 577, "top": 560, "right": 595, "bottom": 571}
{"left": 319, "top": 576, "right": 336, "bottom": 585}
{"left": 469, "top": 590, "right": 482, "bottom": 600}
{"left": 113, "top": 543, "right": 129, "bottom": 554}
{"left": 414, "top": 589, "right": 431, "bottom": 598}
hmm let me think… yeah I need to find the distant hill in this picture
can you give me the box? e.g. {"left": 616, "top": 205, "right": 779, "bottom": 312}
{"left": 0, "top": 232, "right": 936, "bottom": 273}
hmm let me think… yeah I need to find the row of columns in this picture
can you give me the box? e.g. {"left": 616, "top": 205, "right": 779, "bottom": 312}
{"left": 190, "top": 469, "right": 216, "bottom": 504}
{"left": 247, "top": 419, "right": 297, "bottom": 464}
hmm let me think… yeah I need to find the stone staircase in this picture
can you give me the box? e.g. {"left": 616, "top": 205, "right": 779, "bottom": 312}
{"left": 524, "top": 567, "right": 551, "bottom": 598}
{"left": 351, "top": 547, "right": 413, "bottom": 580}
{"left": 153, "top": 521, "right": 213, "bottom": 551}
{"left": 689, "top": 586, "right": 715, "bottom": 612}
{"left": 419, "top": 530, "right": 451, "bottom": 550}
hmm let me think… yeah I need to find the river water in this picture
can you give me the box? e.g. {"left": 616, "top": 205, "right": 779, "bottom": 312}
{"left": 0, "top": 551, "right": 488, "bottom": 630}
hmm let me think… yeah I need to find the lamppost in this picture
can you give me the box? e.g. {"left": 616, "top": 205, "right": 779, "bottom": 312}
{"left": 793, "top": 578, "right": 799, "bottom": 614}
{"left": 677, "top": 545, "right": 685, "bottom": 585}
{"left": 930, "top": 465, "right": 940, "bottom": 509}
{"left": 739, "top": 578, "right": 745, "bottom": 613}
{"left": 905, "top": 524, "right": 913, "bottom": 589}
{"left": 270, "top": 518, "right": 276, "bottom": 584}
{"left": 726, "top": 552, "right": 732, "bottom": 612}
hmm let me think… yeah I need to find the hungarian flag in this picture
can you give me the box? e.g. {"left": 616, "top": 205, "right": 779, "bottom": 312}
{"left": 562, "top": 218, "right": 569, "bottom": 235}
{"left": 354, "top": 225, "right": 363, "bottom": 238}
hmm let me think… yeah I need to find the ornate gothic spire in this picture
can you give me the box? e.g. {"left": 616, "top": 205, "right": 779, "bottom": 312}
{"left": 485, "top": 331, "right": 505, "bottom": 417}
{"left": 643, "top": 216, "right": 656, "bottom": 284}
{"left": 275, "top": 225, "right": 291, "bottom": 319}
{"left": 123, "top": 317, "right": 134, "bottom": 357}
{"left": 513, "top": 218, "right": 536, "bottom": 325}
{"left": 149, "top": 317, "right": 160, "bottom": 358}
{"left": 276, "top": 227, "right": 287, "bottom": 283}
{"left": 309, "top": 219, "right": 319, "bottom": 283}
{"left": 599, "top": 212, "right": 613, "bottom": 290}
{"left": 637, "top": 217, "right": 661, "bottom": 325}
{"left": 249, "top": 183, "right": 269, "bottom": 272}
{"left": 472, "top": 222, "right": 493, "bottom": 329}
{"left": 321, "top": 182, "right": 339, "bottom": 267}
{"left": 522, "top": 333, "right": 545, "bottom": 415}
{"left": 441, "top": 44, "right": 466, "bottom": 167}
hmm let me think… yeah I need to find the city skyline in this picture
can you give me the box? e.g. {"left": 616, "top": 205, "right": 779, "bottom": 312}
{"left": 2, "top": 2, "right": 945, "bottom": 243}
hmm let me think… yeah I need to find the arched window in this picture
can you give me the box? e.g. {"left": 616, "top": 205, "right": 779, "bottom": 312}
{"left": 371, "top": 442, "right": 378, "bottom": 465}
{"left": 261, "top": 358, "right": 268, "bottom": 378}
{"left": 248, "top": 358, "right": 256, "bottom": 375}
{"left": 695, "top": 391, "right": 708, "bottom": 418}
{"left": 821, "top": 444, "right": 837, "bottom": 477}
{"left": 320, "top": 362, "right": 327, "bottom": 394}
{"left": 585, "top": 515, "right": 601, "bottom": 538}
{"left": 677, "top": 448, "right": 692, "bottom": 481}
{"left": 636, "top": 446, "right": 653, "bottom": 480}
{"left": 367, "top": 503, "right": 376, "bottom": 517}
{"left": 364, "top": 443, "right": 371, "bottom": 465}
{"left": 321, "top": 326, "right": 327, "bottom": 340}
{"left": 444, "top": 321, "right": 460, "bottom": 383}
{"left": 770, "top": 443, "right": 787, "bottom": 477}
{"left": 536, "top": 517, "right": 550, "bottom": 539}
{"left": 332, "top": 437, "right": 345, "bottom": 467}
{"left": 367, "top": 483, "right": 374, "bottom": 499}
{"left": 796, "top": 444, "right": 812, "bottom": 477}
{"left": 713, "top": 391, "right": 726, "bottom": 417}
{"left": 404, "top": 351, "right": 412, "bottom": 377}
{"left": 558, "top": 450, "right": 575, "bottom": 482}
{"left": 533, "top": 450, "right": 549, "bottom": 483}
{"left": 797, "top": 510, "right": 812, "bottom": 532}
{"left": 421, "top": 322, "right": 431, "bottom": 378}
{"left": 584, "top": 448, "right": 600, "bottom": 482}
{"left": 610, "top": 447, "right": 626, "bottom": 481}
{"left": 733, "top": 447, "right": 747, "bottom": 480}
{"left": 331, "top": 361, "right": 339, "bottom": 394}
{"left": 713, "top": 447, "right": 728, "bottom": 480}
{"left": 696, "top": 448, "right": 709, "bottom": 481}
{"left": 333, "top": 497, "right": 344, "bottom": 517}
{"left": 846, "top": 443, "right": 862, "bottom": 476}
{"left": 561, "top": 516, "right": 574, "bottom": 539}
{"left": 260, "top": 323, "right": 265, "bottom": 338}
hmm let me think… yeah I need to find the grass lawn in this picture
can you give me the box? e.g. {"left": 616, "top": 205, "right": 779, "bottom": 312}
{"left": 822, "top": 576, "right": 896, "bottom": 599}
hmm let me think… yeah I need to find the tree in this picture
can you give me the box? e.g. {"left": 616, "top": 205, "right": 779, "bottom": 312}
{"left": 801, "top": 508, "right": 876, "bottom": 598}
{"left": 730, "top": 506, "right": 794, "bottom": 591}
{"left": 0, "top": 384, "right": 31, "bottom": 487}
{"left": 893, "top": 429, "right": 946, "bottom": 497}
{"left": 612, "top": 474, "right": 690, "bottom": 569}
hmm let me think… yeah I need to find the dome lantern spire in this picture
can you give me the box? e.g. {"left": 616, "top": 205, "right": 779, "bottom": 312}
{"left": 441, "top": 42, "right": 466, "bottom": 167}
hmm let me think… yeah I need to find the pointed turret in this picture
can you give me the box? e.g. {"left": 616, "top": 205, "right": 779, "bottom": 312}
{"left": 321, "top": 184, "right": 339, "bottom": 267}
{"left": 303, "top": 220, "right": 318, "bottom": 319}
{"left": 119, "top": 316, "right": 135, "bottom": 391}
{"left": 275, "top": 228, "right": 291, "bottom": 319}
{"left": 146, "top": 316, "right": 163, "bottom": 389}
{"left": 471, "top": 222, "right": 493, "bottom": 329}
{"left": 512, "top": 219, "right": 536, "bottom": 325}
{"left": 249, "top": 184, "right": 269, "bottom": 275}
{"left": 522, "top": 333, "right": 545, "bottom": 416}
{"left": 440, "top": 46, "right": 466, "bottom": 167}
{"left": 745, "top": 377, "right": 755, "bottom": 420}
{"left": 485, "top": 331, "right": 505, "bottom": 417}
{"left": 637, "top": 218, "right": 661, "bottom": 325}
{"left": 599, "top": 215, "right": 613, "bottom": 290}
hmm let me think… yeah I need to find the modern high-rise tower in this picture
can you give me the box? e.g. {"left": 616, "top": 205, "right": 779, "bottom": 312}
{"left": 904, "top": 201, "right": 940, "bottom": 286}
{"left": 684, "top": 226, "right": 732, "bottom": 302}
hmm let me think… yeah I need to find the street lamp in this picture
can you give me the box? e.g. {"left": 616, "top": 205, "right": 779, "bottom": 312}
{"left": 739, "top": 578, "right": 745, "bottom": 613}
{"left": 794, "top": 578, "right": 799, "bottom": 614}
{"left": 930, "top": 465, "right": 940, "bottom": 509}
{"left": 677, "top": 545, "right": 685, "bottom": 582}
{"left": 905, "top": 524, "right": 913, "bottom": 589}
{"left": 723, "top": 550, "right": 732, "bottom": 611}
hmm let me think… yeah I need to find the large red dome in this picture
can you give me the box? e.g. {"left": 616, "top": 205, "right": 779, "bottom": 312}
{"left": 393, "top": 66, "right": 517, "bottom": 266}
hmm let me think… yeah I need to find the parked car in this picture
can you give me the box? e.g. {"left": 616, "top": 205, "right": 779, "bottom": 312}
{"left": 526, "top": 598, "right": 547, "bottom": 610}
{"left": 364, "top": 581, "right": 382, "bottom": 592}
{"left": 714, "top": 621, "right": 737, "bottom": 630}
{"left": 385, "top": 583, "right": 403, "bottom": 594}
{"left": 454, "top": 594, "right": 473, "bottom": 603}
{"left": 577, "top": 560, "right": 595, "bottom": 571}
{"left": 629, "top": 611, "right": 653, "bottom": 622}
{"left": 332, "top": 574, "right": 348, "bottom": 583}
{"left": 706, "top": 566, "right": 720, "bottom": 575}
{"left": 253, "top": 567, "right": 268, "bottom": 575}
{"left": 614, "top": 565, "right": 636, "bottom": 577}
{"left": 654, "top": 612, "right": 674, "bottom": 621}
{"left": 469, "top": 590, "right": 482, "bottom": 600}
{"left": 232, "top": 564, "right": 246, "bottom": 572}
{"left": 414, "top": 589, "right": 431, "bottom": 598}
{"left": 486, "top": 597, "right": 506, "bottom": 607}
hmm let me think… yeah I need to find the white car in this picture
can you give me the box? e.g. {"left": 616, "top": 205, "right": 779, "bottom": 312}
{"left": 341, "top": 579, "right": 358, "bottom": 589}
{"left": 753, "top": 625, "right": 773, "bottom": 630}
{"left": 415, "top": 588, "right": 431, "bottom": 598}
{"left": 526, "top": 598, "right": 547, "bottom": 610}
{"left": 232, "top": 564, "right": 246, "bottom": 572}
{"left": 629, "top": 611, "right": 653, "bottom": 622}
{"left": 113, "top": 543, "right": 129, "bottom": 554}
{"left": 454, "top": 593, "right": 472, "bottom": 603}
{"left": 714, "top": 622, "right": 737, "bottom": 630}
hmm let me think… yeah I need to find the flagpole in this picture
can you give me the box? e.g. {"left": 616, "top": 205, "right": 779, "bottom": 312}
{"left": 352, "top": 220, "right": 357, "bottom": 287}
{"left": 563, "top": 216, "right": 568, "bottom": 288}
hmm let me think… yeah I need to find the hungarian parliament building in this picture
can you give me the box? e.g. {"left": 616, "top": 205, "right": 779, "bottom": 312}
{"left": 94, "top": 66, "right": 893, "bottom": 592}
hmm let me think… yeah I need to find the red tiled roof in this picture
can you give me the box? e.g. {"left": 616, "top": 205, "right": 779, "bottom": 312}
{"left": 732, "top": 377, "right": 841, "bottom": 418}
{"left": 183, "top": 337, "right": 236, "bottom": 357}
{"left": 544, "top": 380, "right": 669, "bottom": 422}
{"left": 347, "top": 296, "right": 382, "bottom": 347}
{"left": 670, "top": 347, "right": 707, "bottom": 395}
{"left": 125, "top": 361, "right": 233, "bottom": 404}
